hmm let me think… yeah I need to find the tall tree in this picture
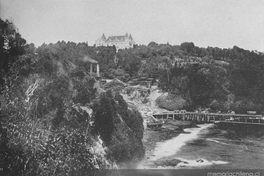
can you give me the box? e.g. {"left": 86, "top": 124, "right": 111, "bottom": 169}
{"left": 0, "top": 18, "right": 26, "bottom": 89}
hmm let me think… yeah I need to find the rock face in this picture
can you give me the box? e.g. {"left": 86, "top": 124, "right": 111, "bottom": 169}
{"left": 121, "top": 86, "right": 166, "bottom": 121}
{"left": 93, "top": 91, "right": 145, "bottom": 167}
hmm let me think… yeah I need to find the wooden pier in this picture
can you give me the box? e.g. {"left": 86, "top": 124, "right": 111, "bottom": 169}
{"left": 153, "top": 111, "right": 264, "bottom": 125}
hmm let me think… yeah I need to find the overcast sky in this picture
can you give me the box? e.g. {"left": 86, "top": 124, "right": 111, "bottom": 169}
{"left": 1, "top": 0, "right": 264, "bottom": 51}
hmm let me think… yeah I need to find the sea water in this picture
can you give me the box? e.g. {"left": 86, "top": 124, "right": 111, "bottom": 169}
{"left": 148, "top": 123, "right": 264, "bottom": 169}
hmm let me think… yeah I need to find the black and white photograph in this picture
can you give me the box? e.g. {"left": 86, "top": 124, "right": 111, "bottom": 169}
{"left": 0, "top": 0, "right": 264, "bottom": 175}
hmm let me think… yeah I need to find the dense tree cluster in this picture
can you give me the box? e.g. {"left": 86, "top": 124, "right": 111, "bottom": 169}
{"left": 2, "top": 38, "right": 106, "bottom": 175}
{"left": 0, "top": 19, "right": 26, "bottom": 89}
{"left": 1, "top": 17, "right": 264, "bottom": 174}
{"left": 0, "top": 19, "right": 144, "bottom": 175}
{"left": 157, "top": 45, "right": 264, "bottom": 113}
{"left": 108, "top": 41, "right": 264, "bottom": 114}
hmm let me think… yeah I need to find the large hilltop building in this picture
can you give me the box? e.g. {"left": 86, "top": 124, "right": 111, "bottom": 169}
{"left": 95, "top": 33, "right": 136, "bottom": 50}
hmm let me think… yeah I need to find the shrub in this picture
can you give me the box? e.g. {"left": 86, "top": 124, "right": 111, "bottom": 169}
{"left": 156, "top": 94, "right": 186, "bottom": 110}
{"left": 3, "top": 57, "right": 108, "bottom": 175}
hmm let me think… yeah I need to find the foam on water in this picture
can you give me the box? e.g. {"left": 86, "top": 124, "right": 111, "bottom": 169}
{"left": 177, "top": 158, "right": 228, "bottom": 167}
{"left": 150, "top": 124, "right": 214, "bottom": 161}
{"left": 139, "top": 158, "right": 228, "bottom": 169}
{"left": 206, "top": 138, "right": 231, "bottom": 146}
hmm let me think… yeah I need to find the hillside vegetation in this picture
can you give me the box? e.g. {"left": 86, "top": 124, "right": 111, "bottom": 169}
{"left": 99, "top": 41, "right": 264, "bottom": 114}
{"left": 1, "top": 18, "right": 264, "bottom": 174}
{"left": 0, "top": 19, "right": 144, "bottom": 175}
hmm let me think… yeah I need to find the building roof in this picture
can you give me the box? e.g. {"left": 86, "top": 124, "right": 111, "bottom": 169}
{"left": 106, "top": 35, "right": 127, "bottom": 41}
{"left": 95, "top": 33, "right": 135, "bottom": 48}
{"left": 98, "top": 33, "right": 134, "bottom": 42}
{"left": 101, "top": 33, "right": 106, "bottom": 40}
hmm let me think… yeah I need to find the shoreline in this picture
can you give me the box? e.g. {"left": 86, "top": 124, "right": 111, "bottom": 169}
{"left": 138, "top": 120, "right": 198, "bottom": 168}
{"left": 139, "top": 123, "right": 232, "bottom": 169}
